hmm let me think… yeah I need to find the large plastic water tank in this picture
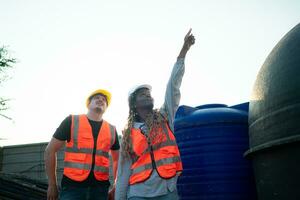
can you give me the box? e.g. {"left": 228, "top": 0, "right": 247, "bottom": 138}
{"left": 245, "top": 23, "right": 300, "bottom": 200}
{"left": 174, "top": 103, "right": 256, "bottom": 200}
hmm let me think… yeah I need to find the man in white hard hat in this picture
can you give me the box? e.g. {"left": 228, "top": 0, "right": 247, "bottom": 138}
{"left": 45, "top": 89, "right": 119, "bottom": 200}
{"left": 115, "top": 29, "right": 195, "bottom": 200}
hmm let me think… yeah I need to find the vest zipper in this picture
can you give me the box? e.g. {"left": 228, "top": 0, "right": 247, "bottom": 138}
{"left": 149, "top": 143, "right": 156, "bottom": 169}
{"left": 141, "top": 124, "right": 156, "bottom": 169}
{"left": 91, "top": 142, "right": 96, "bottom": 171}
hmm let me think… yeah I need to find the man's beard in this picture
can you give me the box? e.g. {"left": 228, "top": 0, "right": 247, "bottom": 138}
{"left": 94, "top": 107, "right": 104, "bottom": 114}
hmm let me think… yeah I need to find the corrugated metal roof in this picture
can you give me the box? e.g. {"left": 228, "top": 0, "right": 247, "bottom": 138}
{"left": 0, "top": 173, "right": 47, "bottom": 200}
{"left": 1, "top": 143, "right": 64, "bottom": 185}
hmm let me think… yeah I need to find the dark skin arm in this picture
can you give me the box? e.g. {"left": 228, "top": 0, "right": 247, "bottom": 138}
{"left": 178, "top": 28, "right": 195, "bottom": 59}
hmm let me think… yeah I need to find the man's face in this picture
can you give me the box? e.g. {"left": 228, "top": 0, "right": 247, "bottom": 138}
{"left": 135, "top": 88, "right": 154, "bottom": 110}
{"left": 88, "top": 94, "right": 108, "bottom": 113}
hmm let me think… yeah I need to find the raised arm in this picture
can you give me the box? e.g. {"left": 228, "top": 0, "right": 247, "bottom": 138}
{"left": 178, "top": 28, "right": 195, "bottom": 59}
{"left": 161, "top": 29, "right": 195, "bottom": 130}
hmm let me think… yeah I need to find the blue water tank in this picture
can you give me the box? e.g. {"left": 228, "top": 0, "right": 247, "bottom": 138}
{"left": 174, "top": 103, "right": 256, "bottom": 200}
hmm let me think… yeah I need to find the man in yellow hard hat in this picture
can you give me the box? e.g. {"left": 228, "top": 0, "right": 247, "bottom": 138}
{"left": 45, "top": 89, "right": 119, "bottom": 200}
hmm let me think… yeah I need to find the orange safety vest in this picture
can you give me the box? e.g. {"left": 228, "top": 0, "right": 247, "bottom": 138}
{"left": 63, "top": 115, "right": 116, "bottom": 182}
{"left": 129, "top": 121, "right": 183, "bottom": 185}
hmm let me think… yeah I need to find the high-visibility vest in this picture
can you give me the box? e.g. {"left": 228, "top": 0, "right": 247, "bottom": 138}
{"left": 63, "top": 115, "right": 116, "bottom": 182}
{"left": 129, "top": 121, "right": 182, "bottom": 185}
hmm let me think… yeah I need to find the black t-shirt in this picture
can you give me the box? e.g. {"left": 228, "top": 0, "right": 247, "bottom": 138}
{"left": 53, "top": 115, "right": 120, "bottom": 187}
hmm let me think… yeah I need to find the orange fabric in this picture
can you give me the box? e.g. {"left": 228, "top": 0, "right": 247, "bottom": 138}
{"left": 129, "top": 122, "right": 182, "bottom": 185}
{"left": 129, "top": 169, "right": 153, "bottom": 184}
{"left": 63, "top": 115, "right": 114, "bottom": 181}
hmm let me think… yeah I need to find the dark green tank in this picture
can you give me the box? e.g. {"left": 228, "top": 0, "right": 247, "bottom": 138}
{"left": 245, "top": 23, "right": 300, "bottom": 200}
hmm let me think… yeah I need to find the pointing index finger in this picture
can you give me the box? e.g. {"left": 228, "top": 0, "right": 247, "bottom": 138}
{"left": 187, "top": 28, "right": 192, "bottom": 36}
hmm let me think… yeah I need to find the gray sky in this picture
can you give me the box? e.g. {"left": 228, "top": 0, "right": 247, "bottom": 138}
{"left": 0, "top": 0, "right": 299, "bottom": 146}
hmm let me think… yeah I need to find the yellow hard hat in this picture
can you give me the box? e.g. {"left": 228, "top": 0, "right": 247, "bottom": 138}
{"left": 86, "top": 89, "right": 112, "bottom": 107}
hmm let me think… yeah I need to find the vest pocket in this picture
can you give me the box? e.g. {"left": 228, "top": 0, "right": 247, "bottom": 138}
{"left": 95, "top": 155, "right": 109, "bottom": 166}
{"left": 79, "top": 134, "right": 94, "bottom": 146}
{"left": 63, "top": 153, "right": 91, "bottom": 180}
{"left": 66, "top": 152, "right": 88, "bottom": 162}
{"left": 159, "top": 145, "right": 177, "bottom": 156}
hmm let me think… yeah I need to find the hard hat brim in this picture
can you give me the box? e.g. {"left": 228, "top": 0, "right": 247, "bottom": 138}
{"left": 128, "top": 84, "right": 152, "bottom": 98}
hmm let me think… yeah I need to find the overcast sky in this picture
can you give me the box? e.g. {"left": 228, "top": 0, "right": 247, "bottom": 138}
{"left": 0, "top": 0, "right": 299, "bottom": 146}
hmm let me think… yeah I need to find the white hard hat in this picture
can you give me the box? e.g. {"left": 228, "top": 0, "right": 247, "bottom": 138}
{"left": 128, "top": 84, "right": 152, "bottom": 98}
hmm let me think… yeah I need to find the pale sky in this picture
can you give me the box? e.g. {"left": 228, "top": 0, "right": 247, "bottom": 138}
{"left": 0, "top": 0, "right": 299, "bottom": 146}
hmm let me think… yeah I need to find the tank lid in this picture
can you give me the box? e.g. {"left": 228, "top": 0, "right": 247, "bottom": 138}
{"left": 175, "top": 103, "right": 249, "bottom": 130}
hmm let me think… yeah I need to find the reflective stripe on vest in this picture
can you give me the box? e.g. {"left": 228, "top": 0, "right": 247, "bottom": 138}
{"left": 129, "top": 121, "right": 182, "bottom": 185}
{"left": 94, "top": 165, "right": 109, "bottom": 173}
{"left": 95, "top": 150, "right": 110, "bottom": 158}
{"left": 64, "top": 161, "right": 91, "bottom": 170}
{"left": 131, "top": 156, "right": 181, "bottom": 175}
{"left": 63, "top": 115, "right": 115, "bottom": 181}
{"left": 65, "top": 147, "right": 109, "bottom": 158}
{"left": 142, "top": 140, "right": 178, "bottom": 155}
{"left": 108, "top": 123, "right": 116, "bottom": 148}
